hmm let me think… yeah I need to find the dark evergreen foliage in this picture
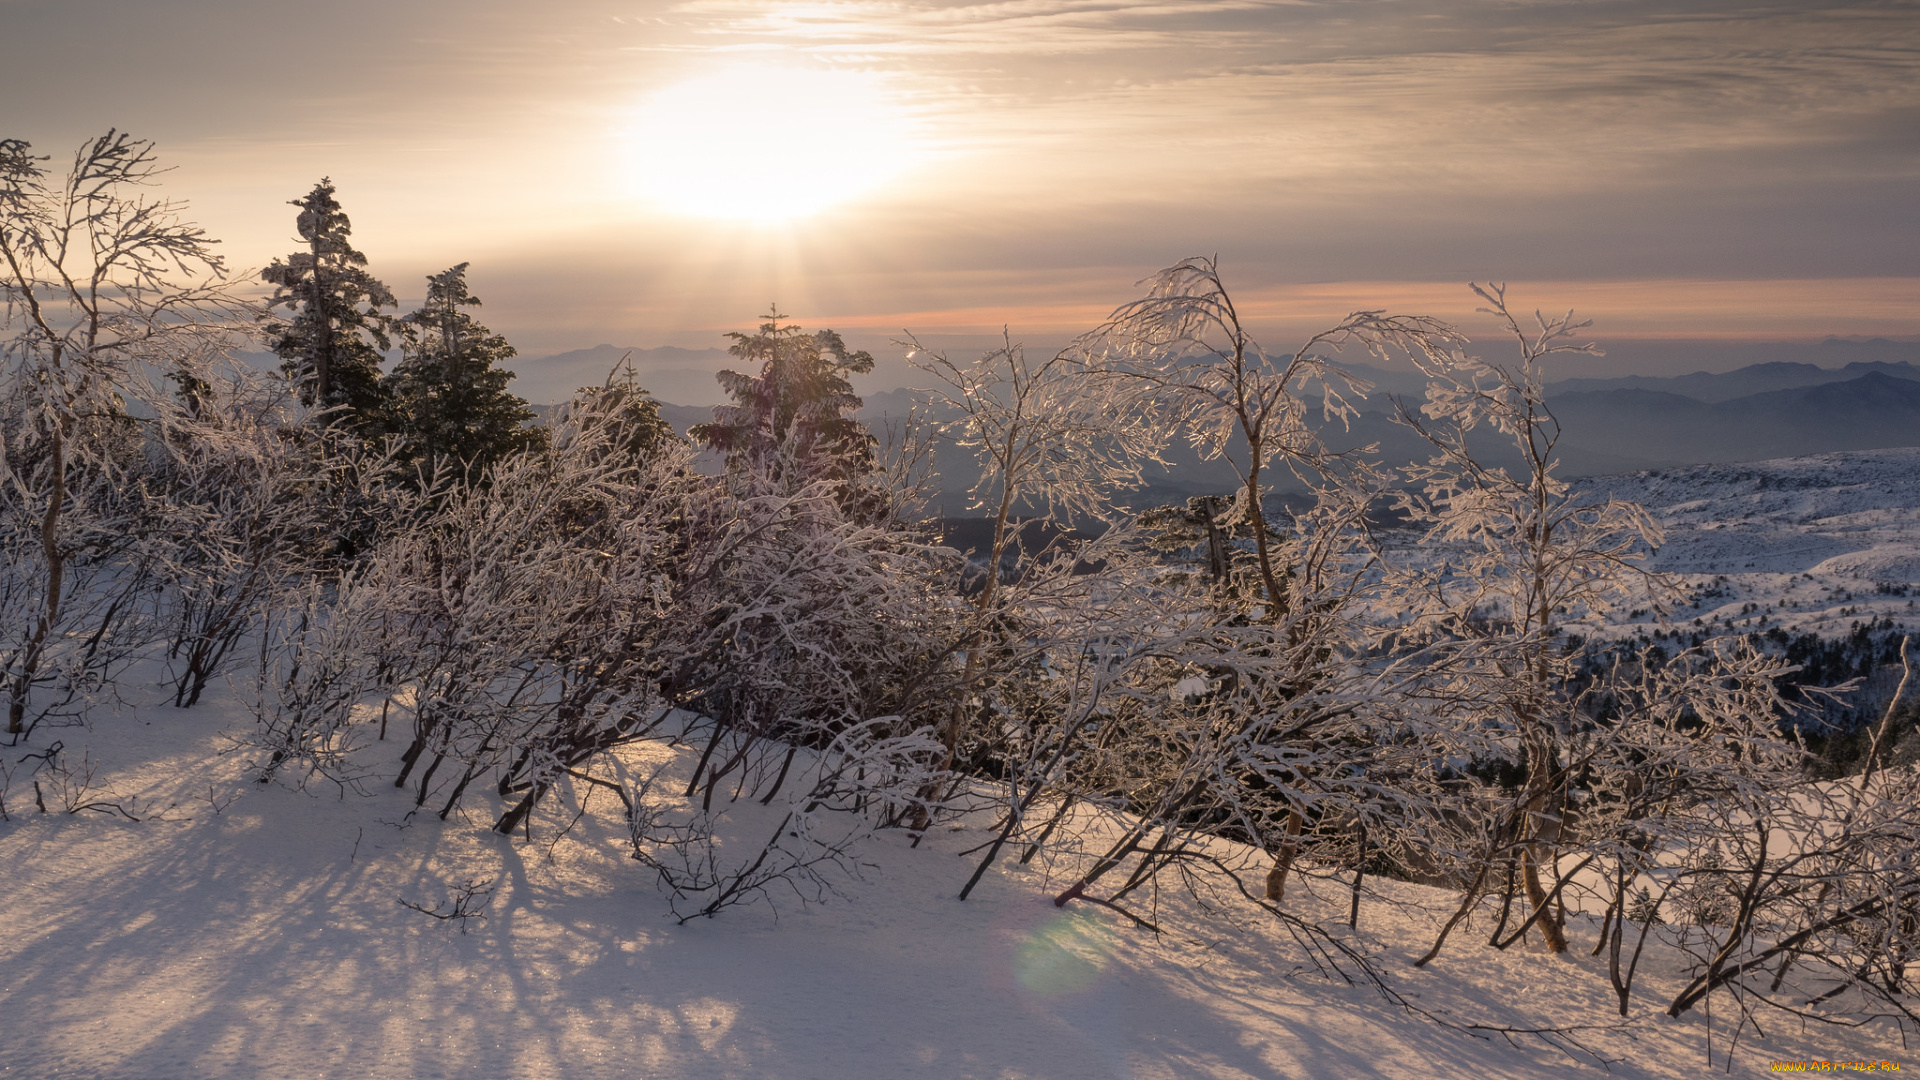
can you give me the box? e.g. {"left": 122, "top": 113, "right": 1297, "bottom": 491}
{"left": 1580, "top": 617, "right": 1915, "bottom": 777}
{"left": 386, "top": 263, "right": 537, "bottom": 474}
{"left": 260, "top": 179, "right": 394, "bottom": 424}
{"left": 691, "top": 307, "right": 879, "bottom": 504}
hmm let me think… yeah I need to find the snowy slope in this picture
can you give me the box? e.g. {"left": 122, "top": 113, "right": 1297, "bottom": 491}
{"left": 2, "top": 671, "right": 1910, "bottom": 1079}
{"left": 1583, "top": 447, "right": 1920, "bottom": 639}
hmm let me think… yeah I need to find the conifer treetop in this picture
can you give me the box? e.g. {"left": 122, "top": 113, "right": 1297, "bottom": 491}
{"left": 260, "top": 178, "right": 394, "bottom": 417}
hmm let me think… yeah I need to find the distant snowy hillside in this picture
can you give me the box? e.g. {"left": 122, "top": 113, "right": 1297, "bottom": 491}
{"left": 1582, "top": 447, "right": 1920, "bottom": 640}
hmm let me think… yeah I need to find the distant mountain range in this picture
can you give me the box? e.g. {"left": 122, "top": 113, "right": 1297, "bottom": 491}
{"left": 849, "top": 362, "right": 1920, "bottom": 514}
{"left": 1546, "top": 369, "right": 1920, "bottom": 465}
{"left": 1547, "top": 359, "right": 1920, "bottom": 402}
{"left": 513, "top": 345, "right": 733, "bottom": 407}
{"left": 514, "top": 345, "right": 1920, "bottom": 516}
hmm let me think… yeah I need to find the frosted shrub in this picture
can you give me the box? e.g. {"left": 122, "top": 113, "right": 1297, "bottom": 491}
{"left": 1, "top": 132, "right": 244, "bottom": 736}
{"left": 142, "top": 358, "right": 405, "bottom": 709}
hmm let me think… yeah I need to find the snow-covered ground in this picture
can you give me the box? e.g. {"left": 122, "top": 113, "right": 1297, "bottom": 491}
{"left": 2, "top": 671, "right": 1910, "bottom": 1079}
{"left": 5, "top": 447, "right": 1918, "bottom": 1079}
{"left": 1587, "top": 448, "right": 1920, "bottom": 639}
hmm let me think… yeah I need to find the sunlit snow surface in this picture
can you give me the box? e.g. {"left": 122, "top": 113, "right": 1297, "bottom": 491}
{"left": 4, "top": 448, "right": 1918, "bottom": 1079}
{"left": 4, "top": 688, "right": 1909, "bottom": 1077}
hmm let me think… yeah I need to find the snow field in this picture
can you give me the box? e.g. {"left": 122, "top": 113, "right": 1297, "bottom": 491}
{"left": 1588, "top": 448, "right": 1920, "bottom": 639}
{"left": 2, "top": 667, "right": 1910, "bottom": 1080}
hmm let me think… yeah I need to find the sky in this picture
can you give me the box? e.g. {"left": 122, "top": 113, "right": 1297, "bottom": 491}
{"left": 4, "top": 0, "right": 1918, "bottom": 386}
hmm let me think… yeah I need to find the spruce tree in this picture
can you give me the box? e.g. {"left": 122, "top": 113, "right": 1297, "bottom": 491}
{"left": 261, "top": 179, "right": 394, "bottom": 423}
{"left": 386, "top": 262, "right": 536, "bottom": 473}
{"left": 691, "top": 307, "right": 877, "bottom": 498}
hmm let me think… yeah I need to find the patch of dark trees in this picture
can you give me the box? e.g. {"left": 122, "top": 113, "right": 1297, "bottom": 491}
{"left": 1587, "top": 618, "right": 1917, "bottom": 779}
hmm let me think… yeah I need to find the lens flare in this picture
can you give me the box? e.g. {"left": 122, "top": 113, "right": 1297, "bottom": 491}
{"left": 1015, "top": 911, "right": 1114, "bottom": 996}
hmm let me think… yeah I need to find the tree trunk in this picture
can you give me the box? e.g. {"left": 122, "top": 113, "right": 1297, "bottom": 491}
{"left": 10, "top": 428, "right": 66, "bottom": 735}
{"left": 1245, "top": 462, "right": 1288, "bottom": 624}
{"left": 1347, "top": 822, "right": 1367, "bottom": 928}
{"left": 1520, "top": 847, "right": 1569, "bottom": 953}
{"left": 1264, "top": 806, "right": 1304, "bottom": 901}
{"left": 310, "top": 236, "right": 332, "bottom": 403}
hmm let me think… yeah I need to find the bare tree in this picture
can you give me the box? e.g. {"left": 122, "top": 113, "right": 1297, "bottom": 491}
{"left": 1639, "top": 640, "right": 1918, "bottom": 1046}
{"left": 905, "top": 331, "right": 1159, "bottom": 803}
{"left": 1075, "top": 256, "right": 1457, "bottom": 621}
{"left": 1381, "top": 285, "right": 1666, "bottom": 955}
{"left": 1051, "top": 258, "right": 1458, "bottom": 904}
{"left": 0, "top": 131, "right": 244, "bottom": 736}
{"left": 1374, "top": 286, "right": 1826, "bottom": 990}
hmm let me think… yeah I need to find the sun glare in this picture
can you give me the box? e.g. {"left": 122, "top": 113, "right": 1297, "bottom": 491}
{"left": 625, "top": 67, "right": 915, "bottom": 222}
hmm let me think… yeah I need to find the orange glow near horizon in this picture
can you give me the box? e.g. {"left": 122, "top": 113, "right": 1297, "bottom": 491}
{"left": 795, "top": 277, "right": 1920, "bottom": 343}
{"left": 88, "top": 2, "right": 1913, "bottom": 358}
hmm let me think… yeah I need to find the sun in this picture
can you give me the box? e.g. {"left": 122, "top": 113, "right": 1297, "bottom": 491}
{"left": 625, "top": 67, "right": 916, "bottom": 222}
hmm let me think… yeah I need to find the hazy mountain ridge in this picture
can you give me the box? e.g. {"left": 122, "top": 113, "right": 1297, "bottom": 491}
{"left": 840, "top": 372, "right": 1920, "bottom": 514}
{"left": 1548, "top": 370, "right": 1920, "bottom": 468}
{"left": 1548, "top": 358, "right": 1920, "bottom": 402}
{"left": 1244, "top": 351, "right": 1920, "bottom": 407}
{"left": 515, "top": 344, "right": 733, "bottom": 407}
{"left": 269, "top": 335, "right": 1920, "bottom": 483}
{"left": 552, "top": 354, "right": 1920, "bottom": 516}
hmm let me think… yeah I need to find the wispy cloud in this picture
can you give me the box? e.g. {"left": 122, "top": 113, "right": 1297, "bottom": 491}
{"left": 670, "top": 1, "right": 1295, "bottom": 55}
{"left": 636, "top": 0, "right": 1920, "bottom": 205}
{"left": 9, "top": 0, "right": 1915, "bottom": 347}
